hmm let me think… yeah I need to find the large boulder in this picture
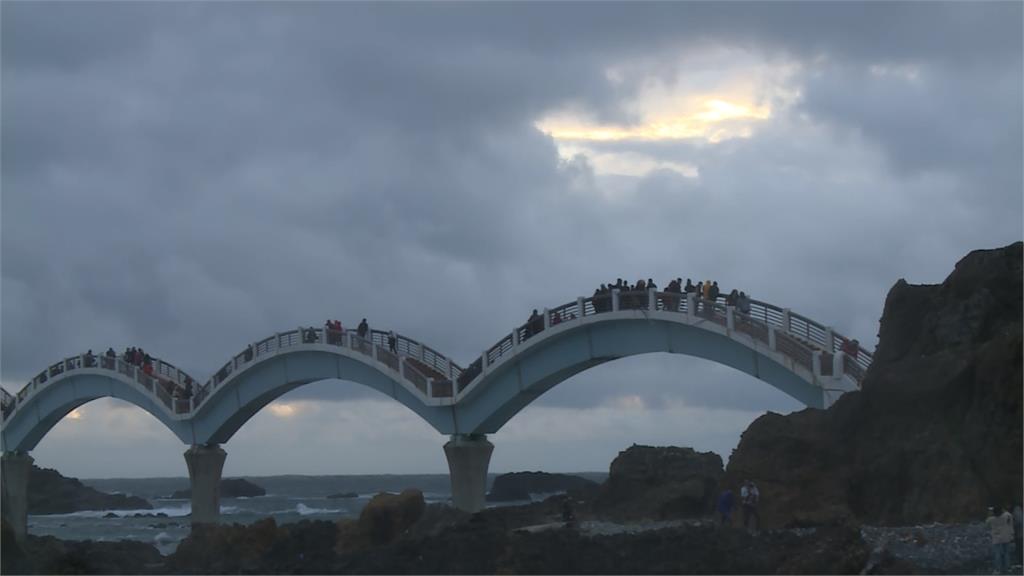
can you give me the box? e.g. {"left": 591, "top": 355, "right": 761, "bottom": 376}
{"left": 594, "top": 445, "right": 723, "bottom": 520}
{"left": 11, "top": 465, "right": 152, "bottom": 515}
{"left": 725, "top": 242, "right": 1023, "bottom": 528}
{"left": 170, "top": 478, "right": 266, "bottom": 499}
{"left": 337, "top": 489, "right": 426, "bottom": 552}
{"left": 487, "top": 471, "right": 598, "bottom": 501}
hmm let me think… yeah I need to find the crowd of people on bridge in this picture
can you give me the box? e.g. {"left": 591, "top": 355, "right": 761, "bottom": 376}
{"left": 588, "top": 277, "right": 752, "bottom": 317}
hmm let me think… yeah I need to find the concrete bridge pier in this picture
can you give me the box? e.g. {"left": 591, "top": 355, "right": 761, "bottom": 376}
{"left": 444, "top": 434, "right": 493, "bottom": 513}
{"left": 184, "top": 444, "right": 227, "bottom": 526}
{"left": 1, "top": 451, "right": 33, "bottom": 542}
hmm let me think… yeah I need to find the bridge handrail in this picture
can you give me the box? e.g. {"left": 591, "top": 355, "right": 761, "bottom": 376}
{"left": 5, "top": 289, "right": 875, "bottom": 424}
{"left": 189, "top": 324, "right": 466, "bottom": 413}
{"left": 3, "top": 351, "right": 199, "bottom": 422}
{"left": 466, "top": 289, "right": 874, "bottom": 396}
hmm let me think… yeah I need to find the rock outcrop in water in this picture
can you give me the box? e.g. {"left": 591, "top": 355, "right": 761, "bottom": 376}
{"left": 22, "top": 465, "right": 152, "bottom": 514}
{"left": 487, "top": 471, "right": 598, "bottom": 501}
{"left": 169, "top": 478, "right": 266, "bottom": 499}
{"left": 595, "top": 445, "right": 723, "bottom": 520}
{"left": 725, "top": 242, "right": 1023, "bottom": 528}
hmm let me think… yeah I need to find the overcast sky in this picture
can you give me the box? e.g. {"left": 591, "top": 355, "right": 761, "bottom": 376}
{"left": 2, "top": 2, "right": 1021, "bottom": 479}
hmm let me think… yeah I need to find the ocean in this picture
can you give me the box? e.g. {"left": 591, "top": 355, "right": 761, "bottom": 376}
{"left": 29, "top": 473, "right": 607, "bottom": 555}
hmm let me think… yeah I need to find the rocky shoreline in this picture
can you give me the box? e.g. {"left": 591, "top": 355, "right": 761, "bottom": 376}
{"left": 4, "top": 494, "right": 1010, "bottom": 575}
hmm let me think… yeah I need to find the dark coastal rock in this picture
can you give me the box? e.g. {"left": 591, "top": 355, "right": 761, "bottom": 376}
{"left": 594, "top": 445, "right": 723, "bottom": 520}
{"left": 327, "top": 491, "right": 359, "bottom": 499}
{"left": 725, "top": 242, "right": 1023, "bottom": 528}
{"left": 3, "top": 518, "right": 164, "bottom": 575}
{"left": 336, "top": 489, "right": 426, "bottom": 552}
{"left": 341, "top": 514, "right": 871, "bottom": 575}
{"left": 18, "top": 465, "right": 152, "bottom": 515}
{"left": 168, "top": 518, "right": 339, "bottom": 574}
{"left": 169, "top": 478, "right": 266, "bottom": 499}
{"left": 486, "top": 471, "right": 598, "bottom": 501}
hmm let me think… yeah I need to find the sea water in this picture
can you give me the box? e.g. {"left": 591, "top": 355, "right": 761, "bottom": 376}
{"left": 28, "top": 474, "right": 456, "bottom": 555}
{"left": 27, "top": 473, "right": 606, "bottom": 555}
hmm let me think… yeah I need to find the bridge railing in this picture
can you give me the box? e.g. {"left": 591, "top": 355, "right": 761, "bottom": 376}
{"left": 190, "top": 324, "right": 468, "bottom": 412}
{"left": 3, "top": 351, "right": 198, "bottom": 422}
{"left": 462, "top": 289, "right": 874, "bottom": 398}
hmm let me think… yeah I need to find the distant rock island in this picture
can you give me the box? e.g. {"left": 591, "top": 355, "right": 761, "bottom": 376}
{"left": 25, "top": 465, "right": 151, "bottom": 515}
{"left": 170, "top": 478, "right": 265, "bottom": 499}
{"left": 327, "top": 491, "right": 360, "bottom": 499}
{"left": 486, "top": 471, "right": 598, "bottom": 502}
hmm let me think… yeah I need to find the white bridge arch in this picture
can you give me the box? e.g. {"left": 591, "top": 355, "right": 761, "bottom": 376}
{"left": 1, "top": 288, "right": 872, "bottom": 532}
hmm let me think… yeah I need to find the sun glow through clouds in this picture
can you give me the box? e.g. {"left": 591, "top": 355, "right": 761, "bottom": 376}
{"left": 268, "top": 403, "right": 297, "bottom": 417}
{"left": 536, "top": 97, "right": 772, "bottom": 143}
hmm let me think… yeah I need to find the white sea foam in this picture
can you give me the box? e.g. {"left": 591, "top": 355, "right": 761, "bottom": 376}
{"left": 35, "top": 505, "right": 192, "bottom": 519}
{"left": 295, "top": 503, "right": 343, "bottom": 516}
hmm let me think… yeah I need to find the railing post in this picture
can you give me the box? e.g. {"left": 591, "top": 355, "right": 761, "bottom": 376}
{"left": 427, "top": 378, "right": 433, "bottom": 398}
{"left": 612, "top": 289, "right": 620, "bottom": 312}
{"left": 812, "top": 351, "right": 822, "bottom": 377}
{"left": 543, "top": 308, "right": 551, "bottom": 330}
{"left": 372, "top": 343, "right": 379, "bottom": 361}
{"left": 686, "top": 293, "right": 695, "bottom": 321}
{"left": 481, "top": 351, "right": 488, "bottom": 371}
{"left": 834, "top": 351, "right": 846, "bottom": 377}
{"left": 648, "top": 288, "right": 656, "bottom": 311}
{"left": 399, "top": 357, "right": 406, "bottom": 378}
{"left": 768, "top": 326, "right": 777, "bottom": 351}
{"left": 577, "top": 297, "right": 585, "bottom": 318}
{"left": 781, "top": 309, "right": 791, "bottom": 333}
{"left": 726, "top": 306, "right": 735, "bottom": 332}
{"left": 824, "top": 327, "right": 835, "bottom": 352}
{"left": 512, "top": 329, "right": 519, "bottom": 349}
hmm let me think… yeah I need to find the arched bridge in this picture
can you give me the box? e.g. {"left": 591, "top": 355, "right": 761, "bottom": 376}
{"left": 1, "top": 288, "right": 872, "bottom": 538}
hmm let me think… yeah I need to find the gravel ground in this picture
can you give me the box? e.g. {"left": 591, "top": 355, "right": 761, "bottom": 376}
{"left": 861, "top": 522, "right": 1022, "bottom": 575}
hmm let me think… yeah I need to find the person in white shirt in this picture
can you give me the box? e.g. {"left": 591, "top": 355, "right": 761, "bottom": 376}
{"left": 986, "top": 505, "right": 1014, "bottom": 574}
{"left": 740, "top": 480, "right": 760, "bottom": 535}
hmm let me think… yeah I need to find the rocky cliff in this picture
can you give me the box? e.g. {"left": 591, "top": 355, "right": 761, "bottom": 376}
{"left": 19, "top": 465, "right": 152, "bottom": 515}
{"left": 595, "top": 445, "right": 723, "bottom": 520}
{"left": 487, "top": 471, "right": 598, "bottom": 501}
{"left": 725, "top": 242, "right": 1023, "bottom": 528}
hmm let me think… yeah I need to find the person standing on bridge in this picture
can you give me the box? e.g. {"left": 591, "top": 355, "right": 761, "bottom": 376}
{"left": 737, "top": 291, "right": 751, "bottom": 316}
{"left": 388, "top": 331, "right": 397, "bottom": 352}
{"left": 841, "top": 338, "right": 860, "bottom": 360}
{"left": 357, "top": 318, "right": 369, "bottom": 340}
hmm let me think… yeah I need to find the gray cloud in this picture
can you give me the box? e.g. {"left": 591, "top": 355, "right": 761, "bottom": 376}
{"left": 3, "top": 2, "right": 1021, "bottom": 475}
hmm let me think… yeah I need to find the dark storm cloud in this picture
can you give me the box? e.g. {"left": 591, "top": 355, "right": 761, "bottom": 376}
{"left": 2, "top": 1, "right": 1021, "bottom": 424}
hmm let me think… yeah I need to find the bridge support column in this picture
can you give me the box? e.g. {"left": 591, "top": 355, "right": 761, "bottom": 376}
{"left": 184, "top": 444, "right": 226, "bottom": 526}
{"left": 1, "top": 452, "right": 33, "bottom": 542}
{"left": 444, "top": 434, "right": 493, "bottom": 513}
